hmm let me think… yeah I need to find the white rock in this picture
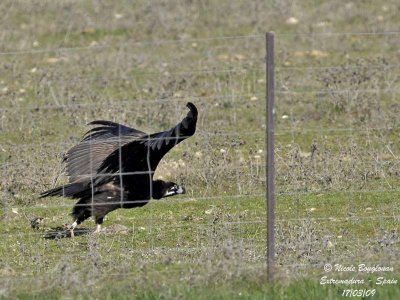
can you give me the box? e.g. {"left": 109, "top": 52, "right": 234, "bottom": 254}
{"left": 286, "top": 17, "right": 299, "bottom": 25}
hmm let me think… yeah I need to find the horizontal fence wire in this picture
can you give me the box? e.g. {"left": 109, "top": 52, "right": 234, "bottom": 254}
{"left": 0, "top": 242, "right": 395, "bottom": 270}
{"left": 2, "top": 126, "right": 400, "bottom": 146}
{"left": 5, "top": 188, "right": 400, "bottom": 211}
{"left": 0, "top": 34, "right": 265, "bottom": 56}
{"left": 0, "top": 92, "right": 265, "bottom": 112}
{"left": 276, "top": 31, "right": 400, "bottom": 37}
{"left": 1, "top": 30, "right": 399, "bottom": 56}
{"left": 4, "top": 262, "right": 400, "bottom": 292}
{"left": 1, "top": 64, "right": 400, "bottom": 92}
{"left": 276, "top": 88, "right": 400, "bottom": 94}
{"left": 2, "top": 158, "right": 398, "bottom": 170}
{"left": 1, "top": 214, "right": 398, "bottom": 240}
{"left": 1, "top": 65, "right": 399, "bottom": 94}
{"left": 2, "top": 88, "right": 400, "bottom": 114}
{"left": 18, "top": 212, "right": 400, "bottom": 226}
{"left": 277, "top": 64, "right": 400, "bottom": 71}
{"left": 0, "top": 247, "right": 397, "bottom": 278}
{"left": 1, "top": 60, "right": 398, "bottom": 86}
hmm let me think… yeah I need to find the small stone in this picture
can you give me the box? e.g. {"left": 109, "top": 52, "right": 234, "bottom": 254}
{"left": 309, "top": 50, "right": 328, "bottom": 58}
{"left": 46, "top": 57, "right": 62, "bottom": 64}
{"left": 286, "top": 17, "right": 299, "bottom": 25}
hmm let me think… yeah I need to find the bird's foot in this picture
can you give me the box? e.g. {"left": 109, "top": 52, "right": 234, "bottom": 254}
{"left": 93, "top": 224, "right": 102, "bottom": 234}
{"left": 68, "top": 220, "right": 78, "bottom": 238}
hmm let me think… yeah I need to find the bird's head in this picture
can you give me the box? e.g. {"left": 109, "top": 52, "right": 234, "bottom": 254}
{"left": 152, "top": 180, "right": 185, "bottom": 199}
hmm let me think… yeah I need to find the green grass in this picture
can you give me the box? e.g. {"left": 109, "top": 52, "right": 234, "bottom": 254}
{"left": 8, "top": 277, "right": 400, "bottom": 300}
{"left": 1, "top": 192, "right": 399, "bottom": 298}
{"left": 1, "top": 0, "right": 400, "bottom": 299}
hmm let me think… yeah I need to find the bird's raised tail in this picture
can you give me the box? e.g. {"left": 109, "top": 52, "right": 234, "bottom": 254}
{"left": 39, "top": 182, "right": 87, "bottom": 199}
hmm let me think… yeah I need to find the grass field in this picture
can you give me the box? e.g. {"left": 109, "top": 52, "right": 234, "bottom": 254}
{"left": 0, "top": 1, "right": 399, "bottom": 299}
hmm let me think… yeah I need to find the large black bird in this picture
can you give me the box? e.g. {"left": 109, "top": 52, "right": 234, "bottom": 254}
{"left": 40, "top": 102, "right": 198, "bottom": 235}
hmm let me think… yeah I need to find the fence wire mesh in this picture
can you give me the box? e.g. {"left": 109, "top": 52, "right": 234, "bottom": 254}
{"left": 0, "top": 12, "right": 399, "bottom": 296}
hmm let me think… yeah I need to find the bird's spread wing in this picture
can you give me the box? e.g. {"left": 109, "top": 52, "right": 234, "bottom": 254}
{"left": 95, "top": 102, "right": 198, "bottom": 185}
{"left": 147, "top": 102, "right": 197, "bottom": 155}
{"left": 64, "top": 120, "right": 147, "bottom": 183}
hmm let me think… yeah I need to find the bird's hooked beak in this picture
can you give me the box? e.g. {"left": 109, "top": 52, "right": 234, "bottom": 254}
{"left": 164, "top": 184, "right": 186, "bottom": 197}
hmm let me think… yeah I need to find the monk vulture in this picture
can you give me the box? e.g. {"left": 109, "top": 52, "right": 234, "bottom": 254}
{"left": 40, "top": 102, "right": 198, "bottom": 236}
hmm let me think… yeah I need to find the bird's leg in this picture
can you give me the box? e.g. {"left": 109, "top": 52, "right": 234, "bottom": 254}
{"left": 69, "top": 220, "right": 78, "bottom": 237}
{"left": 94, "top": 224, "right": 102, "bottom": 234}
{"left": 94, "top": 217, "right": 103, "bottom": 234}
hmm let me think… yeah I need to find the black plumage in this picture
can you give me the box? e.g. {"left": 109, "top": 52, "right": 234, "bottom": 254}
{"left": 40, "top": 102, "right": 198, "bottom": 234}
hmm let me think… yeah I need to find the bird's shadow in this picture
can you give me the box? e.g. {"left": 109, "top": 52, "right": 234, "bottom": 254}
{"left": 44, "top": 227, "right": 93, "bottom": 240}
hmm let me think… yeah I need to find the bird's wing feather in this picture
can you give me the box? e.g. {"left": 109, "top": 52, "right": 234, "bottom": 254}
{"left": 64, "top": 121, "right": 147, "bottom": 183}
{"left": 147, "top": 102, "right": 198, "bottom": 155}
{"left": 95, "top": 102, "right": 198, "bottom": 186}
{"left": 82, "top": 120, "right": 146, "bottom": 141}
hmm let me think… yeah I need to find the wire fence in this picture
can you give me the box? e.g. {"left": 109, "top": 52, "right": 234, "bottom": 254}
{"left": 1, "top": 30, "right": 400, "bottom": 56}
{"left": 1, "top": 29, "right": 399, "bottom": 289}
